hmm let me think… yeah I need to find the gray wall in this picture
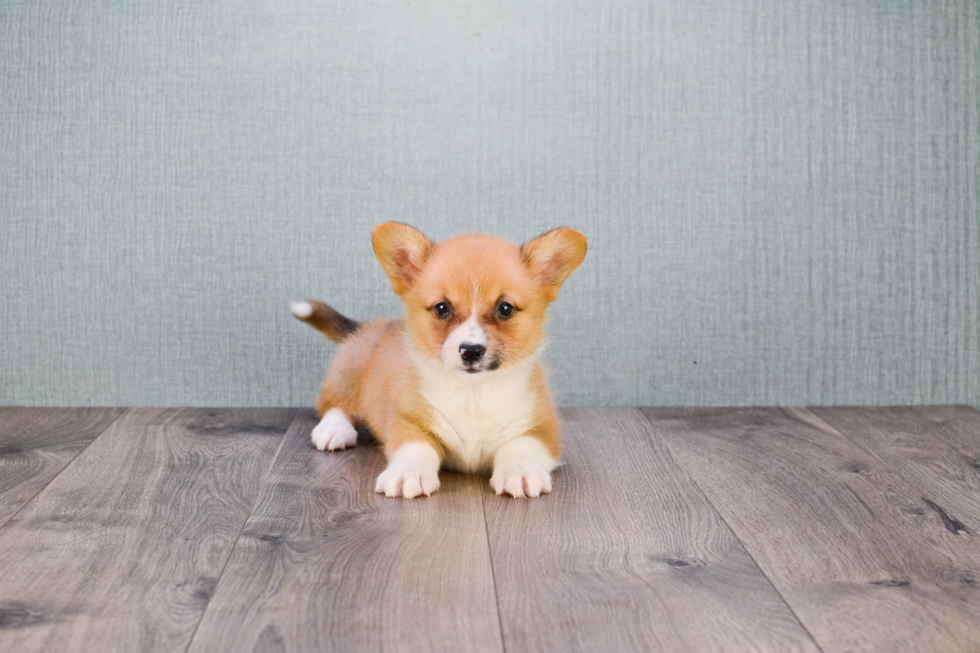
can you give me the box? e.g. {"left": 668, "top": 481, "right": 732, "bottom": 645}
{"left": 2, "top": 0, "right": 978, "bottom": 408}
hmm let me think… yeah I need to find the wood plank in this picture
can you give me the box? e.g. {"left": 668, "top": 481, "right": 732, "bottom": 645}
{"left": 483, "top": 408, "right": 819, "bottom": 653}
{"left": 0, "top": 408, "right": 294, "bottom": 653}
{"left": 186, "top": 409, "right": 503, "bottom": 653}
{"left": 0, "top": 407, "right": 125, "bottom": 526}
{"left": 643, "top": 407, "right": 980, "bottom": 653}
{"left": 915, "top": 406, "right": 980, "bottom": 467}
{"left": 812, "top": 406, "right": 980, "bottom": 533}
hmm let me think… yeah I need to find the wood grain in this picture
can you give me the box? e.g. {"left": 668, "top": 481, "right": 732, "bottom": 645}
{"left": 644, "top": 407, "right": 980, "bottom": 653}
{"left": 483, "top": 408, "right": 819, "bottom": 653}
{"left": 0, "top": 408, "right": 294, "bottom": 653}
{"left": 0, "top": 407, "right": 124, "bottom": 526}
{"left": 186, "top": 410, "right": 503, "bottom": 653}
{"left": 813, "top": 406, "right": 980, "bottom": 533}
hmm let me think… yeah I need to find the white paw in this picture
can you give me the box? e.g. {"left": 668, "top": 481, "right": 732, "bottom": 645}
{"left": 490, "top": 461, "right": 553, "bottom": 498}
{"left": 490, "top": 436, "right": 558, "bottom": 498}
{"left": 311, "top": 409, "right": 358, "bottom": 451}
{"left": 375, "top": 442, "right": 441, "bottom": 499}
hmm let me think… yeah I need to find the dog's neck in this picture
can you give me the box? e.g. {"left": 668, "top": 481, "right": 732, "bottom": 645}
{"left": 410, "top": 344, "right": 543, "bottom": 473}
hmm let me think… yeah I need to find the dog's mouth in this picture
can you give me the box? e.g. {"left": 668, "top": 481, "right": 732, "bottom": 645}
{"left": 460, "top": 357, "right": 501, "bottom": 375}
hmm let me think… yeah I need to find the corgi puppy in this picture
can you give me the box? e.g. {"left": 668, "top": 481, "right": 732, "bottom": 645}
{"left": 291, "top": 223, "right": 586, "bottom": 499}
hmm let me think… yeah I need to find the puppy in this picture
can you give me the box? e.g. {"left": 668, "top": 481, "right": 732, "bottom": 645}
{"left": 291, "top": 223, "right": 586, "bottom": 499}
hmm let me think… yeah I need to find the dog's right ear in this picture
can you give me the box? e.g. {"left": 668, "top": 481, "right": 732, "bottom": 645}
{"left": 372, "top": 222, "right": 434, "bottom": 298}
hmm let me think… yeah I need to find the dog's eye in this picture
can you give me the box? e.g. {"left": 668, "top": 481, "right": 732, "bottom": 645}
{"left": 496, "top": 302, "right": 515, "bottom": 319}
{"left": 433, "top": 301, "right": 453, "bottom": 319}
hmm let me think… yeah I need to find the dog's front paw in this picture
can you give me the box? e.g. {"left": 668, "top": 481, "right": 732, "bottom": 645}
{"left": 375, "top": 441, "right": 441, "bottom": 499}
{"left": 311, "top": 409, "right": 358, "bottom": 451}
{"left": 490, "top": 461, "right": 553, "bottom": 498}
{"left": 375, "top": 465, "right": 440, "bottom": 499}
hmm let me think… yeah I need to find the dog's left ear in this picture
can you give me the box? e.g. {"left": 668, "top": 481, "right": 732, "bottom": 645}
{"left": 521, "top": 228, "right": 587, "bottom": 302}
{"left": 372, "top": 222, "right": 434, "bottom": 298}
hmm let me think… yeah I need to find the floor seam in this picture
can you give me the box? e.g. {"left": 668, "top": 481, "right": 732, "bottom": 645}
{"left": 182, "top": 408, "right": 298, "bottom": 653}
{"left": 635, "top": 407, "right": 828, "bottom": 653}
{"left": 480, "top": 483, "right": 509, "bottom": 653}
{"left": 0, "top": 407, "right": 129, "bottom": 531}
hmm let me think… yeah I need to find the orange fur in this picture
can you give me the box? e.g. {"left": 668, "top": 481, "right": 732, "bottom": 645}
{"left": 297, "top": 223, "right": 586, "bottom": 498}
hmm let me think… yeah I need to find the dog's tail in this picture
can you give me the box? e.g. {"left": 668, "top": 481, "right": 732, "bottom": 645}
{"left": 290, "top": 300, "right": 360, "bottom": 343}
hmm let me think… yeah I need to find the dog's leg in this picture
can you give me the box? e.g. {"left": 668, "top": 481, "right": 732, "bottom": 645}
{"left": 375, "top": 440, "right": 442, "bottom": 499}
{"left": 490, "top": 436, "right": 558, "bottom": 498}
{"left": 311, "top": 377, "right": 360, "bottom": 451}
{"left": 310, "top": 408, "right": 359, "bottom": 451}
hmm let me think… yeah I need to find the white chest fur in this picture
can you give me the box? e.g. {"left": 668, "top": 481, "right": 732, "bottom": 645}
{"left": 415, "top": 358, "right": 539, "bottom": 474}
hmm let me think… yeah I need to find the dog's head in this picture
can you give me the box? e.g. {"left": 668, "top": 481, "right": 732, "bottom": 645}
{"left": 372, "top": 223, "right": 586, "bottom": 378}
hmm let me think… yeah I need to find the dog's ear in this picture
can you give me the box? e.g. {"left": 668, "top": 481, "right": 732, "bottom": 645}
{"left": 372, "top": 222, "right": 434, "bottom": 297}
{"left": 521, "top": 228, "right": 587, "bottom": 302}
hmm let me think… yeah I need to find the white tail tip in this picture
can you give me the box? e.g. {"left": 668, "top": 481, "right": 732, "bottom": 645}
{"left": 290, "top": 301, "right": 313, "bottom": 319}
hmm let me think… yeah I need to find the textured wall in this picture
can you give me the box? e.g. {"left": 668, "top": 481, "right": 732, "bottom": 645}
{"left": 1, "top": 0, "right": 978, "bottom": 408}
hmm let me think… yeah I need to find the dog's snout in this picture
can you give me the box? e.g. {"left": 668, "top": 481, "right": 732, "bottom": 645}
{"left": 459, "top": 343, "right": 486, "bottom": 364}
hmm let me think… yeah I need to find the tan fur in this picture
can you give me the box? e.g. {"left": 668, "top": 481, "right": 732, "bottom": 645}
{"left": 298, "top": 223, "right": 586, "bottom": 496}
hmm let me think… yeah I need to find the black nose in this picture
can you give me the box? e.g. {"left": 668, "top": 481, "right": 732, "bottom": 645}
{"left": 459, "top": 343, "right": 486, "bottom": 364}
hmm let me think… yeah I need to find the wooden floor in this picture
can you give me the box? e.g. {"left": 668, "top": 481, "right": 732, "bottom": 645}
{"left": 1, "top": 407, "right": 979, "bottom": 652}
